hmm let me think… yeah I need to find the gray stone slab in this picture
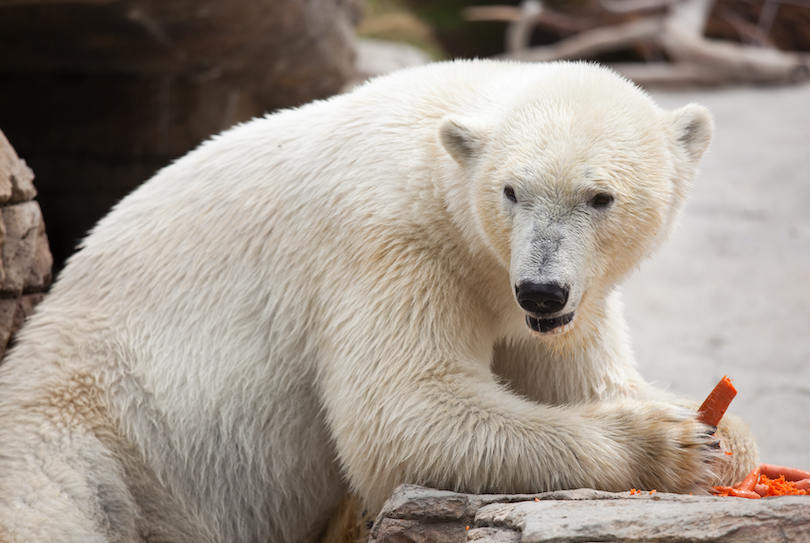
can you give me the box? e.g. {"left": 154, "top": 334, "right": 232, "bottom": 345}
{"left": 477, "top": 493, "right": 810, "bottom": 542}
{"left": 370, "top": 485, "right": 810, "bottom": 543}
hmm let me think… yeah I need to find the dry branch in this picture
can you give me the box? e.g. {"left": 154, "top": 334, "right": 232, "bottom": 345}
{"left": 598, "top": 0, "right": 679, "bottom": 12}
{"left": 469, "top": 0, "right": 810, "bottom": 86}
{"left": 504, "top": 17, "right": 663, "bottom": 62}
{"left": 506, "top": 0, "right": 543, "bottom": 53}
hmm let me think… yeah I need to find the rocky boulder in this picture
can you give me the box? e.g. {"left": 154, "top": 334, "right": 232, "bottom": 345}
{"left": 0, "top": 129, "right": 52, "bottom": 359}
{"left": 370, "top": 484, "right": 810, "bottom": 543}
{"left": 0, "top": 0, "right": 361, "bottom": 273}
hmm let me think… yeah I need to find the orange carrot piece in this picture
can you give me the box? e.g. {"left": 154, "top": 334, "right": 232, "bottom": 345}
{"left": 711, "top": 485, "right": 761, "bottom": 499}
{"left": 759, "top": 464, "right": 810, "bottom": 482}
{"left": 710, "top": 486, "right": 733, "bottom": 496}
{"left": 697, "top": 376, "right": 737, "bottom": 426}
{"left": 737, "top": 466, "right": 761, "bottom": 492}
{"left": 729, "top": 488, "right": 761, "bottom": 499}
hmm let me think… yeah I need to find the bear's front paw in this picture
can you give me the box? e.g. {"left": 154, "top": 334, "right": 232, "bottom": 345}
{"left": 713, "top": 413, "right": 760, "bottom": 486}
{"left": 620, "top": 402, "right": 724, "bottom": 494}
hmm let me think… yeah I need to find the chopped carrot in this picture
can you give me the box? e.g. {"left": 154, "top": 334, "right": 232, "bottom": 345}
{"left": 737, "top": 466, "right": 761, "bottom": 492}
{"left": 759, "top": 474, "right": 809, "bottom": 497}
{"left": 697, "top": 376, "right": 737, "bottom": 426}
{"left": 710, "top": 486, "right": 734, "bottom": 496}
{"left": 710, "top": 486, "right": 761, "bottom": 499}
{"left": 713, "top": 465, "right": 810, "bottom": 498}
{"left": 697, "top": 379, "right": 810, "bottom": 499}
{"left": 730, "top": 489, "right": 761, "bottom": 499}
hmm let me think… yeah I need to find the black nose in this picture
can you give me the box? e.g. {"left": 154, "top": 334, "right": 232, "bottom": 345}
{"left": 515, "top": 282, "right": 569, "bottom": 315}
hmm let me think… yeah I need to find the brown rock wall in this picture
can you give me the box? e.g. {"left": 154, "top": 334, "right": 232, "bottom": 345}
{"left": 0, "top": 129, "right": 52, "bottom": 359}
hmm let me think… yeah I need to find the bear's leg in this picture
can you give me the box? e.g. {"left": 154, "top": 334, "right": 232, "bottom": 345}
{"left": 0, "top": 362, "right": 156, "bottom": 543}
{"left": 0, "top": 421, "right": 139, "bottom": 543}
{"left": 492, "top": 335, "right": 759, "bottom": 489}
{"left": 319, "top": 344, "right": 725, "bottom": 511}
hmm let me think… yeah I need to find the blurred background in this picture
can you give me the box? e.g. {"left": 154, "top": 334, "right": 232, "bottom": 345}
{"left": 0, "top": 0, "right": 808, "bottom": 470}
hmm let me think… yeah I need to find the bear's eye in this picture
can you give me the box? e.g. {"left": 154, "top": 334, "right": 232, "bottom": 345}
{"left": 589, "top": 192, "right": 614, "bottom": 209}
{"left": 504, "top": 185, "right": 517, "bottom": 203}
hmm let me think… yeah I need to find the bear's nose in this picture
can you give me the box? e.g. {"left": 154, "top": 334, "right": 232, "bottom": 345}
{"left": 515, "top": 282, "right": 569, "bottom": 315}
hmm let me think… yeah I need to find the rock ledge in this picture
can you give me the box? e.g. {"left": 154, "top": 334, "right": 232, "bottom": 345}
{"left": 370, "top": 484, "right": 810, "bottom": 543}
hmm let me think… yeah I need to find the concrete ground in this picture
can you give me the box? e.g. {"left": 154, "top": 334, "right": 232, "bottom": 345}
{"left": 622, "top": 82, "right": 810, "bottom": 470}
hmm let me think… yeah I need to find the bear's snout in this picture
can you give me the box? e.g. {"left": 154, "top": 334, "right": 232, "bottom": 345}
{"left": 515, "top": 282, "right": 569, "bottom": 315}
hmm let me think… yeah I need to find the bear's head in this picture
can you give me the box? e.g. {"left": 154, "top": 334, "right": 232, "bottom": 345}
{"left": 439, "top": 63, "right": 713, "bottom": 336}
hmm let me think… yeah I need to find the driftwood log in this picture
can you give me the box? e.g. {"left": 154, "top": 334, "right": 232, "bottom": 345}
{"left": 464, "top": 0, "right": 810, "bottom": 86}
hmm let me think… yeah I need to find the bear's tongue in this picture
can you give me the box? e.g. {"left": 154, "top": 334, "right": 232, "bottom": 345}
{"left": 526, "top": 312, "right": 574, "bottom": 333}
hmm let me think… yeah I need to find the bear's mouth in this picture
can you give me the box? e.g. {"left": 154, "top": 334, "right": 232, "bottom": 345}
{"left": 525, "top": 312, "right": 575, "bottom": 334}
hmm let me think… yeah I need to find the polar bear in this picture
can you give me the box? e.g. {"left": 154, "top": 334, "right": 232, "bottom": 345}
{"left": 0, "top": 60, "right": 756, "bottom": 543}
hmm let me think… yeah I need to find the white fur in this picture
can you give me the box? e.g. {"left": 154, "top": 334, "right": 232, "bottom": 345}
{"left": 0, "top": 60, "right": 756, "bottom": 543}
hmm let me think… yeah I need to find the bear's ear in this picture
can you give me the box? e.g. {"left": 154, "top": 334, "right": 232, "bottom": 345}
{"left": 671, "top": 103, "right": 714, "bottom": 163}
{"left": 439, "top": 116, "right": 488, "bottom": 166}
